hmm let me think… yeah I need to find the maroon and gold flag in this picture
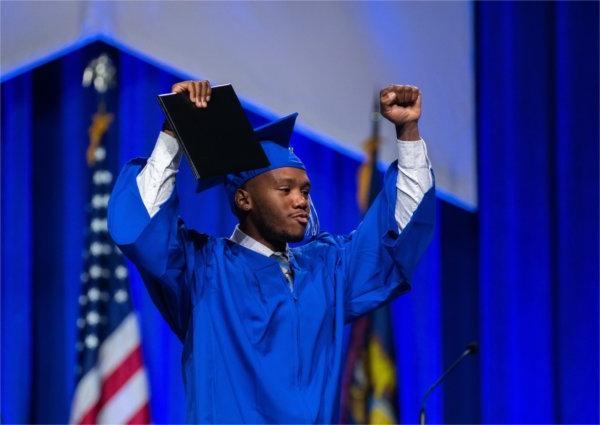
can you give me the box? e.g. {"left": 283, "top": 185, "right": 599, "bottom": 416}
{"left": 339, "top": 96, "right": 399, "bottom": 424}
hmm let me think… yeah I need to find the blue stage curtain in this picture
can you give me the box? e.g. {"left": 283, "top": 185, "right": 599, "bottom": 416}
{"left": 1, "top": 69, "right": 34, "bottom": 425}
{"left": 477, "top": 2, "right": 599, "bottom": 423}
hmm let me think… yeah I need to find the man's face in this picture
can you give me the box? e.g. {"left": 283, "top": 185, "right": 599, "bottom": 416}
{"left": 242, "top": 167, "right": 311, "bottom": 244}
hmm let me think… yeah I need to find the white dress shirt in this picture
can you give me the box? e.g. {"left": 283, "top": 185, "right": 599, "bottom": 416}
{"left": 136, "top": 131, "right": 433, "bottom": 239}
{"left": 230, "top": 225, "right": 295, "bottom": 291}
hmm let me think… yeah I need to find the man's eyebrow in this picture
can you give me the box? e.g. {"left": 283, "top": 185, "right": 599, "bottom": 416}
{"left": 274, "top": 177, "right": 311, "bottom": 187}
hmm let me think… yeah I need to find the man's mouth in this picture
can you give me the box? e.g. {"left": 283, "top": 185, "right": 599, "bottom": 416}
{"left": 290, "top": 213, "right": 309, "bottom": 225}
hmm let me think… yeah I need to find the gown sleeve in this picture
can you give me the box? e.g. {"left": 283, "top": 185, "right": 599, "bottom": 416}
{"left": 108, "top": 158, "right": 209, "bottom": 341}
{"left": 337, "top": 160, "right": 436, "bottom": 322}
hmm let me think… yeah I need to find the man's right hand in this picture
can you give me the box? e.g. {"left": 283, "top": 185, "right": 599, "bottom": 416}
{"left": 163, "top": 80, "right": 212, "bottom": 136}
{"left": 172, "top": 80, "right": 212, "bottom": 108}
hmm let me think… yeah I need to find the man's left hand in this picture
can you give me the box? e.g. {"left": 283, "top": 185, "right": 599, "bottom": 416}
{"left": 380, "top": 85, "right": 422, "bottom": 141}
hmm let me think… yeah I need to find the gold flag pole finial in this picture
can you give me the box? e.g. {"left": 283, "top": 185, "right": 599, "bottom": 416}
{"left": 83, "top": 54, "right": 116, "bottom": 166}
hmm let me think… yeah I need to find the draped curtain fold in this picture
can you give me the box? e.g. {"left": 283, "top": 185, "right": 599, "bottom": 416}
{"left": 477, "top": 2, "right": 599, "bottom": 423}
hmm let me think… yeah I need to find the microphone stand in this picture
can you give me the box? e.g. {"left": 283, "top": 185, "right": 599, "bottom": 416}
{"left": 419, "top": 342, "right": 479, "bottom": 425}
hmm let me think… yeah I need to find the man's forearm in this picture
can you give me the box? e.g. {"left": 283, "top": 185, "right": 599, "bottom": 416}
{"left": 396, "top": 122, "right": 421, "bottom": 141}
{"left": 136, "top": 131, "right": 182, "bottom": 217}
{"left": 394, "top": 138, "right": 433, "bottom": 231}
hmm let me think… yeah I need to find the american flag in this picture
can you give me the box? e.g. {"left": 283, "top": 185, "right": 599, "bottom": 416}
{"left": 70, "top": 143, "right": 151, "bottom": 424}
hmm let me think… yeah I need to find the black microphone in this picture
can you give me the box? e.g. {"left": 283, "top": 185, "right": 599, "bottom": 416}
{"left": 418, "top": 341, "right": 479, "bottom": 425}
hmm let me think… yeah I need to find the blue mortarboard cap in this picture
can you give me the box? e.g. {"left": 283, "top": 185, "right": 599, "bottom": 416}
{"left": 195, "top": 112, "right": 320, "bottom": 239}
{"left": 197, "top": 113, "right": 305, "bottom": 202}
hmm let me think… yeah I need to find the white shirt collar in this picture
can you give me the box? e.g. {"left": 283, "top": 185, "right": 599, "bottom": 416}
{"left": 229, "top": 225, "right": 289, "bottom": 258}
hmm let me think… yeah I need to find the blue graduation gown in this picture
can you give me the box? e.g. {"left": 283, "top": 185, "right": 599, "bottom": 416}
{"left": 108, "top": 158, "right": 435, "bottom": 424}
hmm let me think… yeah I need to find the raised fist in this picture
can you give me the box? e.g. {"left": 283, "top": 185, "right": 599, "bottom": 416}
{"left": 380, "top": 85, "right": 421, "bottom": 126}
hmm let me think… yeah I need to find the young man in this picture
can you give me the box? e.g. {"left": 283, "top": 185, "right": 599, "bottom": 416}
{"left": 108, "top": 80, "right": 435, "bottom": 423}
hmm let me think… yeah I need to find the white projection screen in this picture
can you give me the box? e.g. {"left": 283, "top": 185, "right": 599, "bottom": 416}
{"left": 1, "top": 1, "right": 476, "bottom": 208}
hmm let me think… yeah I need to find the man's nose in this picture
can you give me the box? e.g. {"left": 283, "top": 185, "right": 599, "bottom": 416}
{"left": 292, "top": 191, "right": 309, "bottom": 209}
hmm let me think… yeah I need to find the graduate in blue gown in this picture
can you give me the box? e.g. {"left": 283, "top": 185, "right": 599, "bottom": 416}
{"left": 108, "top": 80, "right": 435, "bottom": 423}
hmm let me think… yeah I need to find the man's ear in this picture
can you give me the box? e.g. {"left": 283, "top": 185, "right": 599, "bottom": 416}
{"left": 234, "top": 188, "right": 252, "bottom": 212}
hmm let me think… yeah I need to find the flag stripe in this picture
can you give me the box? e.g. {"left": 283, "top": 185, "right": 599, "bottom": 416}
{"left": 98, "top": 313, "right": 140, "bottom": 377}
{"left": 97, "top": 345, "right": 143, "bottom": 412}
{"left": 71, "top": 368, "right": 101, "bottom": 424}
{"left": 97, "top": 368, "right": 150, "bottom": 424}
{"left": 71, "top": 313, "right": 142, "bottom": 423}
{"left": 126, "top": 402, "right": 152, "bottom": 424}
{"left": 77, "top": 399, "right": 99, "bottom": 425}
{"left": 74, "top": 340, "right": 148, "bottom": 425}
